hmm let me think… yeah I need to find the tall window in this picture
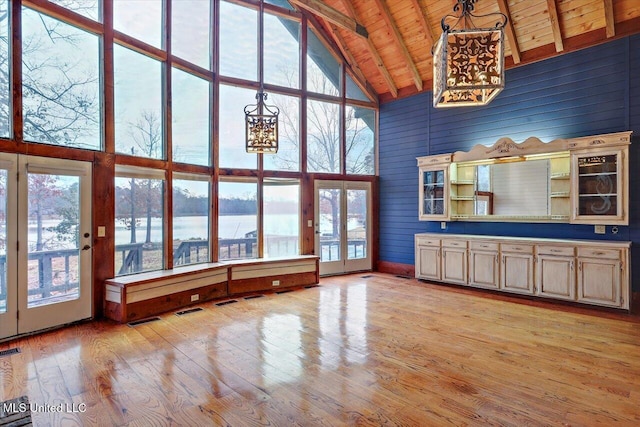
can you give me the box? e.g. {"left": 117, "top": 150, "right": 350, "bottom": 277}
{"left": 346, "top": 105, "right": 375, "bottom": 175}
{"left": 114, "top": 45, "right": 163, "bottom": 159}
{"left": 307, "top": 28, "right": 340, "bottom": 96}
{"left": 264, "top": 13, "right": 300, "bottom": 89}
{"left": 48, "top": 0, "right": 100, "bottom": 21}
{"left": 264, "top": 179, "right": 300, "bottom": 258}
{"left": 115, "top": 167, "right": 165, "bottom": 275}
{"left": 114, "top": 0, "right": 162, "bottom": 48}
{"left": 219, "top": 1, "right": 257, "bottom": 81}
{"left": 173, "top": 174, "right": 210, "bottom": 266}
{"left": 218, "top": 179, "right": 257, "bottom": 260}
{"left": 264, "top": 92, "right": 300, "bottom": 171}
{"left": 22, "top": 8, "right": 101, "bottom": 150}
{"left": 172, "top": 68, "right": 211, "bottom": 166}
{"left": 0, "top": 0, "right": 8, "bottom": 138}
{"left": 171, "top": 0, "right": 212, "bottom": 69}
{"left": 307, "top": 99, "right": 340, "bottom": 173}
{"left": 218, "top": 84, "right": 257, "bottom": 169}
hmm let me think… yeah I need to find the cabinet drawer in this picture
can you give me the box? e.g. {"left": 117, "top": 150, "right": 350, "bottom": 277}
{"left": 442, "top": 239, "right": 467, "bottom": 248}
{"left": 470, "top": 241, "right": 499, "bottom": 251}
{"left": 577, "top": 247, "right": 620, "bottom": 260}
{"left": 416, "top": 237, "right": 440, "bottom": 247}
{"left": 537, "top": 245, "right": 575, "bottom": 257}
{"left": 501, "top": 243, "right": 534, "bottom": 254}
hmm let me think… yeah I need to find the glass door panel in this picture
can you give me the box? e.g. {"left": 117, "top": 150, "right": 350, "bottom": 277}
{"left": 315, "top": 180, "right": 371, "bottom": 276}
{"left": 17, "top": 156, "right": 92, "bottom": 335}
{"left": 0, "top": 154, "right": 17, "bottom": 340}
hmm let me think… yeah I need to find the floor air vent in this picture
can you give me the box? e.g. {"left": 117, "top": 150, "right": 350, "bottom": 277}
{"left": 275, "top": 289, "right": 293, "bottom": 294}
{"left": 176, "top": 307, "right": 203, "bottom": 316}
{"left": 0, "top": 396, "right": 31, "bottom": 425}
{"left": 127, "top": 317, "right": 161, "bottom": 327}
{"left": 0, "top": 347, "right": 20, "bottom": 358}
{"left": 304, "top": 285, "right": 319, "bottom": 289}
{"left": 215, "top": 300, "right": 238, "bottom": 306}
{"left": 395, "top": 275, "right": 411, "bottom": 279}
{"left": 361, "top": 275, "right": 373, "bottom": 278}
{"left": 244, "top": 295, "right": 265, "bottom": 300}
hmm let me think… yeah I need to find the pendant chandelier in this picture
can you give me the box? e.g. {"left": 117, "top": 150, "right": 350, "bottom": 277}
{"left": 432, "top": 0, "right": 507, "bottom": 108}
{"left": 244, "top": 88, "right": 280, "bottom": 154}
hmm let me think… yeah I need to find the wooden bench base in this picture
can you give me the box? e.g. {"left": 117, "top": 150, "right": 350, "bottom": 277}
{"left": 104, "top": 256, "right": 319, "bottom": 323}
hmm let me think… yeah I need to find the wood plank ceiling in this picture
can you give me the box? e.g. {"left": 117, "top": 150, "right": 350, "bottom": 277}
{"left": 289, "top": 0, "right": 640, "bottom": 103}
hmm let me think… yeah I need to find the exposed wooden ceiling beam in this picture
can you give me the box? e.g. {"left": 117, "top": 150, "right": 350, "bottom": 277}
{"left": 496, "top": 0, "right": 521, "bottom": 64}
{"left": 603, "top": 0, "right": 615, "bottom": 38}
{"left": 289, "top": 0, "right": 368, "bottom": 38}
{"left": 328, "top": 24, "right": 379, "bottom": 102}
{"left": 371, "top": 0, "right": 423, "bottom": 92}
{"left": 546, "top": 0, "right": 564, "bottom": 52}
{"left": 337, "top": 0, "right": 398, "bottom": 98}
{"left": 407, "top": 0, "right": 435, "bottom": 47}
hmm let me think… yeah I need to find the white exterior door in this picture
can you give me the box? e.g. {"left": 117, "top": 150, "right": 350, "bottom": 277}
{"left": 314, "top": 180, "right": 371, "bottom": 276}
{"left": 0, "top": 154, "right": 93, "bottom": 339}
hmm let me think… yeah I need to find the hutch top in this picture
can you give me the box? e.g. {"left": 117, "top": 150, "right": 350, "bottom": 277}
{"left": 417, "top": 131, "right": 632, "bottom": 225}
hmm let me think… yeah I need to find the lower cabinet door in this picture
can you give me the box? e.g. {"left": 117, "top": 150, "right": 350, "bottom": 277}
{"left": 501, "top": 253, "right": 534, "bottom": 295}
{"left": 442, "top": 248, "right": 467, "bottom": 285}
{"left": 469, "top": 250, "right": 499, "bottom": 289}
{"left": 577, "top": 257, "right": 621, "bottom": 307}
{"left": 536, "top": 255, "right": 575, "bottom": 300}
{"left": 416, "top": 245, "right": 441, "bottom": 281}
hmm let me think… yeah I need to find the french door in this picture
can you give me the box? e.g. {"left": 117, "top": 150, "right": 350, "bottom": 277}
{"left": 0, "top": 154, "right": 92, "bottom": 340}
{"left": 314, "top": 180, "right": 371, "bottom": 276}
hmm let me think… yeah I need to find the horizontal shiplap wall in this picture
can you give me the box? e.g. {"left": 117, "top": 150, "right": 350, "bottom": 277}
{"left": 379, "top": 95, "right": 430, "bottom": 264}
{"left": 628, "top": 34, "right": 640, "bottom": 291}
{"left": 379, "top": 36, "right": 639, "bottom": 289}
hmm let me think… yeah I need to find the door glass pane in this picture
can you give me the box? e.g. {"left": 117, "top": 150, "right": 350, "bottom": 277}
{"left": 0, "top": 169, "right": 6, "bottom": 313}
{"left": 115, "top": 176, "right": 165, "bottom": 275}
{"left": 173, "top": 177, "right": 210, "bottom": 266}
{"left": 577, "top": 154, "right": 618, "bottom": 216}
{"left": 319, "top": 188, "right": 341, "bottom": 262}
{"left": 347, "top": 189, "right": 366, "bottom": 260}
{"left": 264, "top": 180, "right": 299, "bottom": 258}
{"left": 27, "top": 173, "right": 80, "bottom": 308}
{"left": 218, "top": 180, "right": 257, "bottom": 260}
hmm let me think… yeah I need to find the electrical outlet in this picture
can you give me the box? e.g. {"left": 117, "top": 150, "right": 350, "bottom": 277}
{"left": 594, "top": 225, "right": 605, "bottom": 234}
{"left": 191, "top": 294, "right": 199, "bottom": 302}
{"left": 272, "top": 280, "right": 280, "bottom": 287}
{"left": 441, "top": 222, "right": 447, "bottom": 230}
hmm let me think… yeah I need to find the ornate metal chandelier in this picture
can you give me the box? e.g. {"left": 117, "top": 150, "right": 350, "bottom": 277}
{"left": 244, "top": 89, "right": 280, "bottom": 154}
{"left": 432, "top": 0, "right": 507, "bottom": 108}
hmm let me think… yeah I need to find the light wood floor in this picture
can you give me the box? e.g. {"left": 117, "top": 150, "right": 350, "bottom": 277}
{"left": 1, "top": 273, "right": 640, "bottom": 426}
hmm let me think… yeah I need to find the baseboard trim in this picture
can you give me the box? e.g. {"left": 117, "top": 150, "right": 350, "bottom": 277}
{"left": 376, "top": 261, "right": 414, "bottom": 277}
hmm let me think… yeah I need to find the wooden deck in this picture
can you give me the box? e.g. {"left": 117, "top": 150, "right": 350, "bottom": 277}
{"left": 1, "top": 273, "right": 640, "bottom": 426}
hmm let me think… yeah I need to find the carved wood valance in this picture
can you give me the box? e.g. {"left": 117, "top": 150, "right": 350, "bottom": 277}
{"left": 452, "top": 132, "right": 631, "bottom": 163}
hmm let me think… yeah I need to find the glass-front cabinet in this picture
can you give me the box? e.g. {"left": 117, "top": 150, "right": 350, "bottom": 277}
{"left": 571, "top": 148, "right": 626, "bottom": 224}
{"left": 418, "top": 154, "right": 451, "bottom": 220}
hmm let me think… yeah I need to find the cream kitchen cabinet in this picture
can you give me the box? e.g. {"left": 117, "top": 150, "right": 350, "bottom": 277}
{"left": 576, "top": 247, "right": 624, "bottom": 308}
{"left": 441, "top": 239, "right": 467, "bottom": 285}
{"left": 468, "top": 241, "right": 499, "bottom": 289}
{"left": 415, "top": 236, "right": 441, "bottom": 281}
{"left": 536, "top": 245, "right": 576, "bottom": 301}
{"left": 500, "top": 243, "right": 535, "bottom": 295}
{"left": 414, "top": 234, "right": 630, "bottom": 311}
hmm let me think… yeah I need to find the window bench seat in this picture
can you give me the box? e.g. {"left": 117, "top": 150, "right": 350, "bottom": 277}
{"left": 104, "top": 255, "right": 319, "bottom": 323}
